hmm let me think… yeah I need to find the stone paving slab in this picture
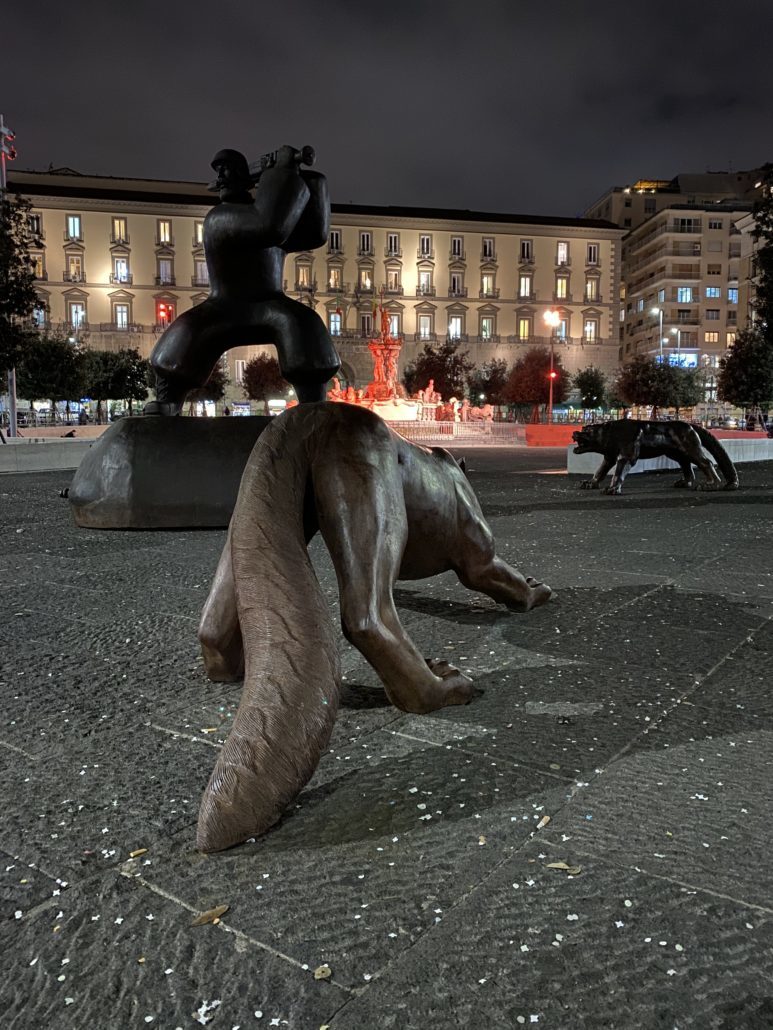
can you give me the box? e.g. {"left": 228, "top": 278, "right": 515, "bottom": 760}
{"left": 327, "top": 844, "right": 773, "bottom": 1030}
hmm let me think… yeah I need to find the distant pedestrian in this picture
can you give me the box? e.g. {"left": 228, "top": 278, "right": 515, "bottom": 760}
{"left": 78, "top": 409, "right": 88, "bottom": 426}
{"left": 224, "top": 406, "right": 231, "bottom": 417}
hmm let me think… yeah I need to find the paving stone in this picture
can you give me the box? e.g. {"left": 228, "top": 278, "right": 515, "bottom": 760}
{"left": 329, "top": 846, "right": 773, "bottom": 1030}
{"left": 2, "top": 870, "right": 347, "bottom": 1030}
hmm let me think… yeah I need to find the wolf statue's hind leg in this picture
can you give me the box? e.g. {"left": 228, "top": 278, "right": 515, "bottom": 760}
{"left": 198, "top": 527, "right": 244, "bottom": 682}
{"left": 311, "top": 424, "right": 476, "bottom": 715}
{"left": 683, "top": 432, "right": 722, "bottom": 490}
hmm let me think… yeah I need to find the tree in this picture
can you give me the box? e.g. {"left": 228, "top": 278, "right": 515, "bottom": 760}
{"left": 81, "top": 349, "right": 121, "bottom": 424}
{"left": 615, "top": 356, "right": 704, "bottom": 415}
{"left": 502, "top": 346, "right": 569, "bottom": 422}
{"left": 112, "top": 348, "right": 150, "bottom": 414}
{"left": 466, "top": 358, "right": 509, "bottom": 404}
{"left": 16, "top": 332, "right": 83, "bottom": 414}
{"left": 402, "top": 339, "right": 474, "bottom": 399}
{"left": 750, "top": 163, "right": 773, "bottom": 339}
{"left": 242, "top": 353, "right": 288, "bottom": 413}
{"left": 0, "top": 194, "right": 40, "bottom": 374}
{"left": 574, "top": 366, "right": 607, "bottom": 409}
{"left": 717, "top": 328, "right": 773, "bottom": 408}
{"left": 186, "top": 364, "right": 229, "bottom": 414}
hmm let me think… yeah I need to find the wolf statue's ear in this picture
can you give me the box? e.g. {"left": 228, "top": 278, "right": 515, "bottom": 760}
{"left": 457, "top": 457, "right": 467, "bottom": 475}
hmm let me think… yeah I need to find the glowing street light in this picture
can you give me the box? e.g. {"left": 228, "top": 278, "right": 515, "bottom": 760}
{"left": 670, "top": 326, "right": 682, "bottom": 363}
{"left": 543, "top": 309, "right": 560, "bottom": 423}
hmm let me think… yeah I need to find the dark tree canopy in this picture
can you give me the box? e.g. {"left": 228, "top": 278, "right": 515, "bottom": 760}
{"left": 16, "top": 332, "right": 82, "bottom": 407}
{"left": 502, "top": 347, "right": 569, "bottom": 408}
{"left": 717, "top": 328, "right": 773, "bottom": 407}
{"left": 751, "top": 163, "right": 773, "bottom": 340}
{"left": 573, "top": 365, "right": 607, "bottom": 409}
{"left": 615, "top": 356, "right": 703, "bottom": 411}
{"left": 113, "top": 348, "right": 151, "bottom": 412}
{"left": 402, "top": 339, "right": 474, "bottom": 399}
{"left": 466, "top": 358, "right": 509, "bottom": 404}
{"left": 0, "top": 194, "right": 40, "bottom": 374}
{"left": 187, "top": 364, "right": 229, "bottom": 408}
{"left": 241, "top": 353, "right": 288, "bottom": 412}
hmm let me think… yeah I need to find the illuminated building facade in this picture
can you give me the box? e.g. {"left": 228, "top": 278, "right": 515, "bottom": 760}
{"left": 9, "top": 169, "right": 623, "bottom": 406}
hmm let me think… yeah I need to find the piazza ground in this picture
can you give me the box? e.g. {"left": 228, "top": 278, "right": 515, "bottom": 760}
{"left": 2, "top": 449, "right": 773, "bottom": 1029}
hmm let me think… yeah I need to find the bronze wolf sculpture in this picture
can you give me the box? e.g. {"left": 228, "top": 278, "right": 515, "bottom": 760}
{"left": 195, "top": 403, "right": 552, "bottom": 852}
{"left": 572, "top": 419, "right": 739, "bottom": 495}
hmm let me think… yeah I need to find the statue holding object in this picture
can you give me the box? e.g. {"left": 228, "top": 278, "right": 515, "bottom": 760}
{"left": 145, "top": 145, "right": 340, "bottom": 416}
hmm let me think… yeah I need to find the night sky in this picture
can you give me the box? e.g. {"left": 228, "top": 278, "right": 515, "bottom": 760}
{"left": 3, "top": 0, "right": 771, "bottom": 217}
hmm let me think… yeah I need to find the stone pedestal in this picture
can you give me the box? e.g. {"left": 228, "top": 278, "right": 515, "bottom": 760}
{"left": 69, "top": 415, "right": 271, "bottom": 529}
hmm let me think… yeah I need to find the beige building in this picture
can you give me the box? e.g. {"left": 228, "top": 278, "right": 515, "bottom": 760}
{"left": 9, "top": 169, "right": 623, "bottom": 408}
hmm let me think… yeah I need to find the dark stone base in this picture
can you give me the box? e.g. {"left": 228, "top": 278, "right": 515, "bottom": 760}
{"left": 68, "top": 415, "right": 271, "bottom": 529}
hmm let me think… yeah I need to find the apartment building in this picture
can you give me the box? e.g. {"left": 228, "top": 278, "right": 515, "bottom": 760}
{"left": 620, "top": 204, "right": 749, "bottom": 405}
{"left": 9, "top": 168, "right": 623, "bottom": 404}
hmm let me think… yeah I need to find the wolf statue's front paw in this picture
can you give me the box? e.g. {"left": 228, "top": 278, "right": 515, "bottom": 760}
{"left": 673, "top": 478, "right": 690, "bottom": 489}
{"left": 603, "top": 484, "right": 622, "bottom": 495}
{"left": 425, "top": 658, "right": 481, "bottom": 707}
{"left": 579, "top": 479, "right": 600, "bottom": 490}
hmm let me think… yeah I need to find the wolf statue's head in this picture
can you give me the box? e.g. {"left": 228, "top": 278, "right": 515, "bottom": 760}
{"left": 571, "top": 424, "right": 605, "bottom": 454}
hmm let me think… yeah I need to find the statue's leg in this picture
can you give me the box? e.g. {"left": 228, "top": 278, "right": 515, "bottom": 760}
{"left": 684, "top": 437, "right": 722, "bottom": 490}
{"left": 146, "top": 301, "right": 235, "bottom": 415}
{"left": 605, "top": 455, "right": 632, "bottom": 494}
{"left": 311, "top": 429, "right": 476, "bottom": 714}
{"left": 263, "top": 298, "right": 341, "bottom": 403}
{"left": 672, "top": 455, "right": 695, "bottom": 488}
{"left": 198, "top": 527, "right": 244, "bottom": 681}
{"left": 580, "top": 456, "right": 614, "bottom": 489}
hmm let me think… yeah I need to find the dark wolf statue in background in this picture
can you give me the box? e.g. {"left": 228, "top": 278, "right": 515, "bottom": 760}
{"left": 195, "top": 403, "right": 552, "bottom": 852}
{"left": 572, "top": 419, "right": 739, "bottom": 495}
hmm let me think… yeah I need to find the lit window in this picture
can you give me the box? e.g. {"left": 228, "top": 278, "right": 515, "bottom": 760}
{"left": 704, "top": 331, "right": 719, "bottom": 343}
{"left": 450, "top": 271, "right": 463, "bottom": 295}
{"left": 359, "top": 268, "right": 372, "bottom": 289}
{"left": 31, "top": 254, "right": 44, "bottom": 278}
{"left": 157, "top": 219, "right": 172, "bottom": 244}
{"left": 418, "top": 270, "right": 432, "bottom": 294}
{"left": 157, "top": 258, "right": 174, "bottom": 284}
{"left": 677, "top": 287, "right": 693, "bottom": 302}
{"left": 584, "top": 319, "right": 599, "bottom": 341}
{"left": 67, "top": 255, "right": 83, "bottom": 281}
{"left": 66, "top": 214, "right": 81, "bottom": 239}
{"left": 360, "top": 313, "right": 373, "bottom": 336}
{"left": 517, "top": 317, "right": 531, "bottom": 340}
{"left": 194, "top": 259, "right": 209, "bottom": 285}
{"left": 555, "top": 277, "right": 568, "bottom": 299}
{"left": 194, "top": 221, "right": 204, "bottom": 245}
{"left": 112, "top": 216, "right": 128, "bottom": 242}
{"left": 329, "top": 312, "right": 342, "bottom": 335}
{"left": 519, "top": 274, "right": 532, "bottom": 299}
{"left": 637, "top": 298, "right": 644, "bottom": 312}
{"left": 726, "top": 332, "right": 736, "bottom": 347}
{"left": 387, "top": 268, "right": 400, "bottom": 290}
{"left": 114, "top": 304, "right": 129, "bottom": 329}
{"left": 235, "top": 359, "right": 246, "bottom": 383}
{"left": 481, "top": 273, "right": 495, "bottom": 295}
{"left": 520, "top": 239, "right": 533, "bottom": 261}
{"left": 705, "top": 286, "right": 721, "bottom": 298}
{"left": 657, "top": 289, "right": 666, "bottom": 302}
{"left": 451, "top": 236, "right": 463, "bottom": 257}
{"left": 328, "top": 267, "right": 341, "bottom": 290}
{"left": 297, "top": 265, "right": 311, "bottom": 287}
{"left": 68, "top": 301, "right": 86, "bottom": 327}
{"left": 585, "top": 278, "right": 598, "bottom": 302}
{"left": 557, "top": 319, "right": 568, "bottom": 340}
{"left": 556, "top": 241, "right": 569, "bottom": 265}
{"left": 727, "top": 288, "right": 738, "bottom": 304}
{"left": 329, "top": 229, "right": 342, "bottom": 252}
{"left": 389, "top": 314, "right": 400, "bottom": 336}
{"left": 448, "top": 315, "right": 463, "bottom": 339}
{"left": 482, "top": 237, "right": 495, "bottom": 259}
{"left": 28, "top": 213, "right": 42, "bottom": 235}
{"left": 480, "top": 316, "right": 494, "bottom": 340}
{"left": 156, "top": 301, "right": 175, "bottom": 324}
{"left": 359, "top": 231, "right": 372, "bottom": 255}
{"left": 418, "top": 314, "right": 432, "bottom": 339}
{"left": 419, "top": 234, "right": 432, "bottom": 256}
{"left": 113, "top": 257, "right": 130, "bottom": 282}
{"left": 387, "top": 232, "right": 400, "bottom": 255}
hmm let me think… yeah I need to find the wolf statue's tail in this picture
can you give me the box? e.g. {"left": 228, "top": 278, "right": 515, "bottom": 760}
{"left": 196, "top": 410, "right": 340, "bottom": 852}
{"left": 694, "top": 425, "right": 740, "bottom": 490}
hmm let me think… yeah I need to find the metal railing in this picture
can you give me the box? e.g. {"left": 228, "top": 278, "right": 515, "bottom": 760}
{"left": 62, "top": 271, "right": 86, "bottom": 283}
{"left": 479, "top": 287, "right": 500, "bottom": 299}
{"left": 155, "top": 275, "right": 176, "bottom": 286}
{"left": 448, "top": 286, "right": 467, "bottom": 297}
{"left": 191, "top": 276, "right": 210, "bottom": 288}
{"left": 109, "top": 273, "right": 133, "bottom": 285}
{"left": 449, "top": 249, "right": 466, "bottom": 261}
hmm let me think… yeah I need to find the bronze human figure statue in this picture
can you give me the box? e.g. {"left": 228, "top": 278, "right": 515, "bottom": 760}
{"left": 195, "top": 402, "right": 552, "bottom": 852}
{"left": 144, "top": 145, "right": 341, "bottom": 415}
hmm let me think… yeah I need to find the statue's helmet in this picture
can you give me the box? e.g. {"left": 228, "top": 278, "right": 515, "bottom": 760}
{"left": 210, "top": 149, "right": 251, "bottom": 182}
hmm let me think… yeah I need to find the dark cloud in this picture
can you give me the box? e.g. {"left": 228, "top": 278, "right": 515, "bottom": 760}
{"left": 2, "top": 0, "right": 771, "bottom": 215}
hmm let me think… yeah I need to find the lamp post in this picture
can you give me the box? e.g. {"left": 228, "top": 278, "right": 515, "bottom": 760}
{"left": 650, "top": 306, "right": 664, "bottom": 362}
{"left": 543, "top": 309, "right": 560, "bottom": 423}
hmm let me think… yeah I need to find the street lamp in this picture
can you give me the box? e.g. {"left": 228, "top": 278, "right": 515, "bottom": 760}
{"left": 543, "top": 309, "right": 560, "bottom": 423}
{"left": 650, "top": 306, "right": 664, "bottom": 361}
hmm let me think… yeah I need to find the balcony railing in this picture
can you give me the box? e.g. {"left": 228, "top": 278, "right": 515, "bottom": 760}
{"left": 328, "top": 244, "right": 344, "bottom": 255}
{"left": 413, "top": 332, "right": 438, "bottom": 342}
{"left": 555, "top": 257, "right": 572, "bottom": 268}
{"left": 155, "top": 275, "right": 176, "bottom": 286}
{"left": 481, "top": 250, "right": 497, "bottom": 262}
{"left": 192, "top": 235, "right": 204, "bottom": 248}
{"left": 295, "top": 280, "right": 317, "bottom": 293}
{"left": 63, "top": 231, "right": 83, "bottom": 242}
{"left": 584, "top": 293, "right": 602, "bottom": 304}
{"left": 191, "top": 276, "right": 210, "bottom": 288}
{"left": 448, "top": 286, "right": 467, "bottom": 297}
{"left": 519, "top": 254, "right": 535, "bottom": 266}
{"left": 479, "top": 287, "right": 500, "bottom": 299}
{"left": 357, "top": 245, "right": 375, "bottom": 257}
{"left": 517, "top": 291, "right": 537, "bottom": 302}
{"left": 385, "top": 246, "right": 402, "bottom": 258}
{"left": 33, "top": 271, "right": 48, "bottom": 281}
{"left": 62, "top": 271, "right": 86, "bottom": 283}
{"left": 110, "top": 234, "right": 130, "bottom": 245}
{"left": 110, "top": 273, "right": 133, "bottom": 285}
{"left": 446, "top": 333, "right": 469, "bottom": 343}
{"left": 97, "top": 322, "right": 144, "bottom": 333}
{"left": 416, "top": 284, "right": 436, "bottom": 296}
{"left": 475, "top": 334, "right": 501, "bottom": 344}
{"left": 355, "top": 283, "right": 374, "bottom": 294}
{"left": 449, "top": 249, "right": 466, "bottom": 261}
{"left": 384, "top": 284, "right": 404, "bottom": 295}
{"left": 553, "top": 292, "right": 573, "bottom": 303}
{"left": 155, "top": 237, "right": 175, "bottom": 247}
{"left": 324, "top": 281, "right": 348, "bottom": 294}
{"left": 417, "top": 247, "right": 434, "bottom": 260}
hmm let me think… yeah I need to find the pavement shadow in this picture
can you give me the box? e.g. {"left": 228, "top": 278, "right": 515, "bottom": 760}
{"left": 392, "top": 587, "right": 512, "bottom": 625}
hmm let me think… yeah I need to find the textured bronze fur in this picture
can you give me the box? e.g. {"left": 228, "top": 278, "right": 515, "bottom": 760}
{"left": 572, "top": 419, "right": 739, "bottom": 495}
{"left": 196, "top": 403, "right": 551, "bottom": 852}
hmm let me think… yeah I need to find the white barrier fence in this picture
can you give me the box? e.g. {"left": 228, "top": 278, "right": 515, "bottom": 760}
{"left": 390, "top": 421, "right": 525, "bottom": 445}
{"left": 566, "top": 435, "right": 773, "bottom": 476}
